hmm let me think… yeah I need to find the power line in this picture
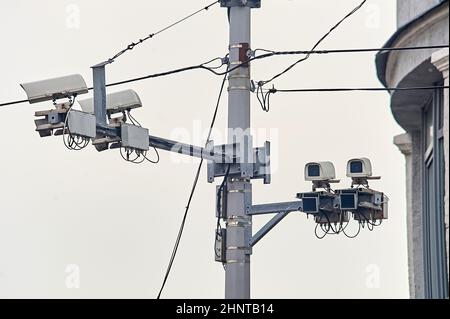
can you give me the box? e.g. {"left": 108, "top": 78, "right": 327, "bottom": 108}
{"left": 103, "top": 57, "right": 225, "bottom": 89}
{"left": 254, "top": 0, "right": 368, "bottom": 110}
{"left": 96, "top": 45, "right": 450, "bottom": 89}
{"left": 0, "top": 99, "right": 29, "bottom": 108}
{"left": 208, "top": 44, "right": 450, "bottom": 78}
{"left": 156, "top": 69, "right": 228, "bottom": 299}
{"left": 255, "top": 85, "right": 449, "bottom": 111}
{"left": 257, "top": 0, "right": 367, "bottom": 87}
{"left": 0, "top": 57, "right": 225, "bottom": 108}
{"left": 269, "top": 85, "right": 450, "bottom": 93}
{"left": 1, "top": 44, "right": 448, "bottom": 108}
{"left": 252, "top": 44, "right": 450, "bottom": 60}
{"left": 108, "top": 1, "right": 219, "bottom": 63}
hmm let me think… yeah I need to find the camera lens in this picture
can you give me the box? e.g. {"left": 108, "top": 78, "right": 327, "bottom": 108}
{"left": 350, "top": 161, "right": 363, "bottom": 173}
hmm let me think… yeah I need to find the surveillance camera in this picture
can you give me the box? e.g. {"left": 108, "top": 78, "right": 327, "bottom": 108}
{"left": 346, "top": 158, "right": 380, "bottom": 187}
{"left": 305, "top": 162, "right": 337, "bottom": 182}
{"left": 21, "top": 74, "right": 88, "bottom": 104}
{"left": 297, "top": 191, "right": 347, "bottom": 225}
{"left": 336, "top": 188, "right": 388, "bottom": 220}
{"left": 346, "top": 158, "right": 373, "bottom": 178}
{"left": 297, "top": 191, "right": 337, "bottom": 214}
{"left": 78, "top": 89, "right": 142, "bottom": 115}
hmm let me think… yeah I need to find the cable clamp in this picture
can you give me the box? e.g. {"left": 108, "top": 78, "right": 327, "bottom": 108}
{"left": 269, "top": 85, "right": 277, "bottom": 94}
{"left": 227, "top": 220, "right": 251, "bottom": 227}
{"left": 228, "top": 86, "right": 250, "bottom": 91}
{"left": 227, "top": 246, "right": 248, "bottom": 250}
{"left": 229, "top": 44, "right": 243, "bottom": 49}
{"left": 222, "top": 56, "right": 230, "bottom": 66}
{"left": 227, "top": 216, "right": 252, "bottom": 227}
{"left": 228, "top": 189, "right": 251, "bottom": 194}
{"left": 226, "top": 259, "right": 248, "bottom": 264}
{"left": 228, "top": 74, "right": 250, "bottom": 80}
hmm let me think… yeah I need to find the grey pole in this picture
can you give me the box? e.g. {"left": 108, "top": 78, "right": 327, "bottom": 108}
{"left": 225, "top": 5, "right": 252, "bottom": 299}
{"left": 92, "top": 62, "right": 108, "bottom": 126}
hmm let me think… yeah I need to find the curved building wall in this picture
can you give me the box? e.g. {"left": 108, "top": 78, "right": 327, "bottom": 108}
{"left": 397, "top": 0, "right": 446, "bottom": 27}
{"left": 386, "top": 4, "right": 448, "bottom": 130}
{"left": 377, "top": 1, "right": 449, "bottom": 299}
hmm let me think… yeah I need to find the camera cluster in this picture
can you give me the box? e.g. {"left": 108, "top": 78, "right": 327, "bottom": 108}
{"left": 297, "top": 158, "right": 388, "bottom": 239}
{"left": 21, "top": 74, "right": 158, "bottom": 164}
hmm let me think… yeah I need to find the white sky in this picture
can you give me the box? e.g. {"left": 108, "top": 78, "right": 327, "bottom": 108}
{"left": 0, "top": 0, "right": 408, "bottom": 299}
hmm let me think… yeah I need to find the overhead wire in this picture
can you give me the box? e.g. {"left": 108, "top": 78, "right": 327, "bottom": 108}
{"left": 1, "top": 45, "right": 448, "bottom": 108}
{"left": 207, "top": 44, "right": 450, "bottom": 79}
{"left": 257, "top": 85, "right": 449, "bottom": 111}
{"left": 255, "top": 0, "right": 367, "bottom": 110}
{"left": 0, "top": 99, "right": 29, "bottom": 108}
{"left": 101, "top": 57, "right": 226, "bottom": 90}
{"left": 257, "top": 0, "right": 367, "bottom": 87}
{"left": 156, "top": 68, "right": 229, "bottom": 299}
{"left": 107, "top": 1, "right": 220, "bottom": 63}
{"left": 251, "top": 44, "right": 450, "bottom": 60}
{"left": 268, "top": 86, "right": 450, "bottom": 93}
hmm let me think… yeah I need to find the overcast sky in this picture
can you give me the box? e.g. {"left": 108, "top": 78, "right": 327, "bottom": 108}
{"left": 0, "top": 0, "right": 408, "bottom": 299}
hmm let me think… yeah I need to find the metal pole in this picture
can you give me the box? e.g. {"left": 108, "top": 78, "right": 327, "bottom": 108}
{"left": 225, "top": 5, "right": 252, "bottom": 299}
{"left": 92, "top": 63, "right": 108, "bottom": 126}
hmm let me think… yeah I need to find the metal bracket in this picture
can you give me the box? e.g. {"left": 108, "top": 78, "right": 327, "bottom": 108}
{"left": 220, "top": 0, "right": 261, "bottom": 8}
{"left": 207, "top": 141, "right": 270, "bottom": 184}
{"left": 228, "top": 42, "right": 251, "bottom": 68}
{"left": 91, "top": 61, "right": 109, "bottom": 151}
{"left": 249, "top": 212, "right": 290, "bottom": 247}
{"left": 34, "top": 108, "right": 67, "bottom": 137}
{"left": 247, "top": 199, "right": 303, "bottom": 247}
{"left": 91, "top": 61, "right": 109, "bottom": 127}
{"left": 226, "top": 214, "right": 253, "bottom": 255}
{"left": 247, "top": 200, "right": 303, "bottom": 216}
{"left": 34, "top": 102, "right": 74, "bottom": 137}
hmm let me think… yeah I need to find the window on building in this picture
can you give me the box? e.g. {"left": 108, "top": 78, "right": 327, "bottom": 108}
{"left": 425, "top": 103, "right": 434, "bottom": 151}
{"left": 422, "top": 84, "right": 448, "bottom": 299}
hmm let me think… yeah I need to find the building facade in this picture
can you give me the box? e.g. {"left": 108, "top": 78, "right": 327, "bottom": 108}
{"left": 376, "top": 0, "right": 449, "bottom": 299}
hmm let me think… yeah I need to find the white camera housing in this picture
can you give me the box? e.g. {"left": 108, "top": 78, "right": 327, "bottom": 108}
{"left": 346, "top": 158, "right": 373, "bottom": 178}
{"left": 304, "top": 162, "right": 336, "bottom": 182}
{"left": 21, "top": 74, "right": 88, "bottom": 104}
{"left": 78, "top": 89, "right": 142, "bottom": 115}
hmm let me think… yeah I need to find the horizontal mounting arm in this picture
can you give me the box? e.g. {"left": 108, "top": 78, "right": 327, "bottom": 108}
{"left": 96, "top": 123, "right": 231, "bottom": 162}
{"left": 248, "top": 200, "right": 303, "bottom": 247}
{"left": 247, "top": 200, "right": 303, "bottom": 216}
{"left": 148, "top": 135, "right": 230, "bottom": 163}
